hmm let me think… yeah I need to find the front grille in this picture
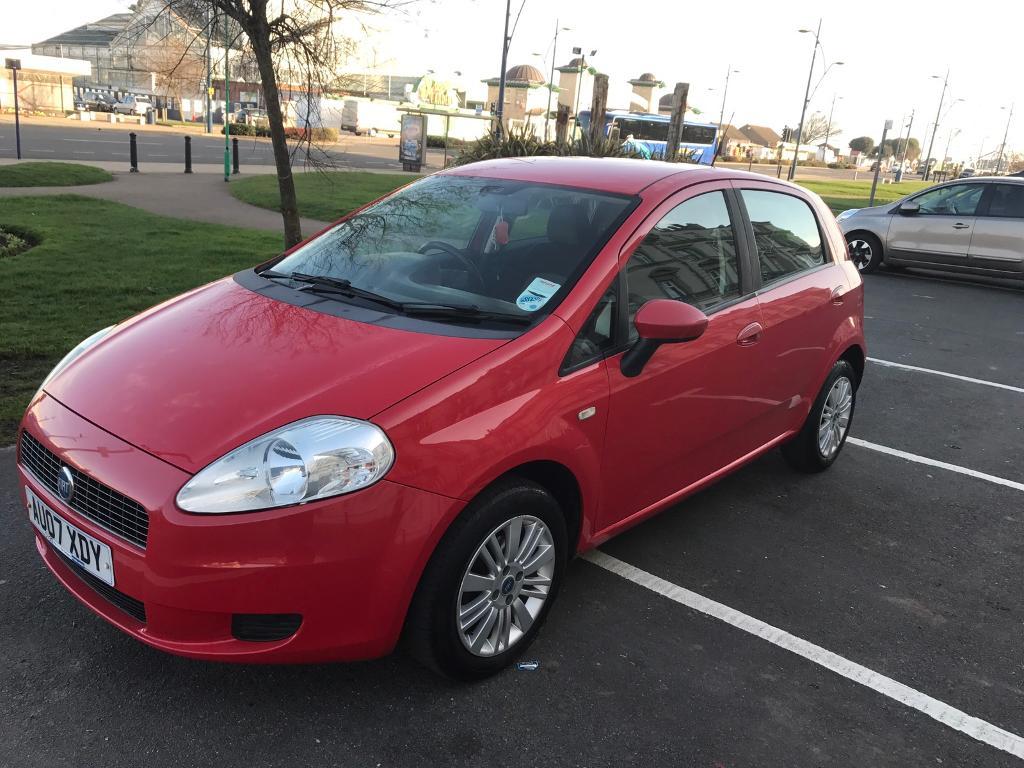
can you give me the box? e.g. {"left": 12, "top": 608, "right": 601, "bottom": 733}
{"left": 232, "top": 613, "right": 303, "bottom": 642}
{"left": 52, "top": 547, "right": 147, "bottom": 624}
{"left": 20, "top": 432, "right": 149, "bottom": 549}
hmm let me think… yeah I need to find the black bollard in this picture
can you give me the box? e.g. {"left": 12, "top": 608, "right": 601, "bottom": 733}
{"left": 184, "top": 135, "right": 193, "bottom": 174}
{"left": 129, "top": 132, "right": 139, "bottom": 173}
{"left": 232, "top": 137, "right": 239, "bottom": 175}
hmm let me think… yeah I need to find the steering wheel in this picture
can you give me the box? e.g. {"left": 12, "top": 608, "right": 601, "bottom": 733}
{"left": 418, "top": 240, "right": 486, "bottom": 292}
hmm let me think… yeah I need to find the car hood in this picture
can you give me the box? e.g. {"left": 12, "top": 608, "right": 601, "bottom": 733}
{"left": 45, "top": 277, "right": 507, "bottom": 473}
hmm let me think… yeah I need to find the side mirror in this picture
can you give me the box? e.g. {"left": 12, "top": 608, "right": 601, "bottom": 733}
{"left": 898, "top": 201, "right": 920, "bottom": 215}
{"left": 621, "top": 299, "right": 709, "bottom": 378}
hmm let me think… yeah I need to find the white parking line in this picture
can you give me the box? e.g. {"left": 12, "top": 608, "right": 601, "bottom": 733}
{"left": 847, "top": 437, "right": 1024, "bottom": 492}
{"left": 583, "top": 550, "right": 1024, "bottom": 760}
{"left": 869, "top": 358, "right": 1024, "bottom": 394}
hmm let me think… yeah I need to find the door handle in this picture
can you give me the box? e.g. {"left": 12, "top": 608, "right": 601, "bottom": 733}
{"left": 952, "top": 222, "right": 970, "bottom": 229}
{"left": 830, "top": 286, "right": 846, "bottom": 305}
{"left": 736, "top": 322, "right": 763, "bottom": 346}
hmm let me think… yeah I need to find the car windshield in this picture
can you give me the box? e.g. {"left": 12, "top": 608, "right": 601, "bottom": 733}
{"left": 266, "top": 174, "right": 635, "bottom": 323}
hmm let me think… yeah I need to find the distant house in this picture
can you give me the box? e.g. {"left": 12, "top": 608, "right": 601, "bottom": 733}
{"left": 719, "top": 123, "right": 782, "bottom": 161}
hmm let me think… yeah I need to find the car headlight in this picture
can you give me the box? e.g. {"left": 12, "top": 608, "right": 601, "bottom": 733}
{"left": 836, "top": 209, "right": 857, "bottom": 222}
{"left": 36, "top": 325, "right": 116, "bottom": 400}
{"left": 176, "top": 416, "right": 395, "bottom": 514}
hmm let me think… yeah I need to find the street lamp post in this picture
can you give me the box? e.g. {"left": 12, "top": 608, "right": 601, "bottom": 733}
{"left": 543, "top": 21, "right": 571, "bottom": 142}
{"left": 716, "top": 65, "right": 739, "bottom": 157}
{"left": 572, "top": 47, "right": 597, "bottom": 139}
{"left": 788, "top": 21, "right": 842, "bottom": 181}
{"left": 898, "top": 109, "right": 914, "bottom": 170}
{"left": 823, "top": 93, "right": 842, "bottom": 159}
{"left": 922, "top": 70, "right": 949, "bottom": 181}
{"left": 995, "top": 103, "right": 1014, "bottom": 175}
{"left": 941, "top": 128, "right": 960, "bottom": 175}
{"left": 494, "top": 0, "right": 512, "bottom": 138}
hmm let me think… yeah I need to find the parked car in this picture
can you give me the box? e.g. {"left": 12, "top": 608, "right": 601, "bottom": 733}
{"left": 77, "top": 93, "right": 116, "bottom": 113}
{"left": 236, "top": 108, "right": 268, "bottom": 126}
{"left": 838, "top": 176, "right": 1024, "bottom": 278}
{"left": 958, "top": 168, "right": 976, "bottom": 178}
{"left": 113, "top": 96, "right": 152, "bottom": 115}
{"left": 17, "top": 158, "right": 865, "bottom": 679}
{"left": 1008, "top": 169, "right": 1024, "bottom": 178}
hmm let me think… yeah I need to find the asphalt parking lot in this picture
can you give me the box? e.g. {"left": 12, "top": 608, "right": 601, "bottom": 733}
{"left": 1, "top": 268, "right": 1022, "bottom": 767}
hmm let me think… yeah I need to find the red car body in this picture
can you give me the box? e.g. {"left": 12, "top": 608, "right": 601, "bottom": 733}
{"left": 17, "top": 158, "right": 865, "bottom": 663}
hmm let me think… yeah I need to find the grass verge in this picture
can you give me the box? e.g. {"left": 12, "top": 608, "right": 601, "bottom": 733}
{"left": 0, "top": 195, "right": 280, "bottom": 444}
{"left": 229, "top": 171, "right": 415, "bottom": 221}
{"left": 0, "top": 162, "right": 113, "bottom": 187}
{"left": 799, "top": 179, "right": 930, "bottom": 213}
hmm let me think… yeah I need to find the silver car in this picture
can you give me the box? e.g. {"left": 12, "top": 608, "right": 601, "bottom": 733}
{"left": 837, "top": 177, "right": 1024, "bottom": 280}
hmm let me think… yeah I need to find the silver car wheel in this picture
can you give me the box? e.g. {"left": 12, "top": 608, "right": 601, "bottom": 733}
{"left": 457, "top": 515, "right": 555, "bottom": 658}
{"left": 818, "top": 376, "right": 853, "bottom": 458}
{"left": 848, "top": 239, "right": 873, "bottom": 271}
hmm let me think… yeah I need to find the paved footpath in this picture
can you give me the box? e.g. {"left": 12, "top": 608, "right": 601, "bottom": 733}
{"left": 0, "top": 165, "right": 330, "bottom": 234}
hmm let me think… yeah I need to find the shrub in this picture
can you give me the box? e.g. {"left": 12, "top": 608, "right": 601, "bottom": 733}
{"left": 224, "top": 123, "right": 256, "bottom": 136}
{"left": 0, "top": 224, "right": 39, "bottom": 259}
{"left": 452, "top": 125, "right": 643, "bottom": 166}
{"left": 427, "top": 135, "right": 467, "bottom": 149}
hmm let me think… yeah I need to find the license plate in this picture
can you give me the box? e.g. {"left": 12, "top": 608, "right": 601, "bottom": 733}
{"left": 27, "top": 486, "right": 115, "bottom": 586}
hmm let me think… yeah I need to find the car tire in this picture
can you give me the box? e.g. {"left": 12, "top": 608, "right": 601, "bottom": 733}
{"left": 782, "top": 359, "right": 857, "bottom": 473}
{"left": 405, "top": 477, "right": 567, "bottom": 679}
{"left": 845, "top": 232, "right": 883, "bottom": 274}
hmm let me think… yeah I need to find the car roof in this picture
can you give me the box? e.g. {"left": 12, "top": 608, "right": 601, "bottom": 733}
{"left": 441, "top": 156, "right": 784, "bottom": 196}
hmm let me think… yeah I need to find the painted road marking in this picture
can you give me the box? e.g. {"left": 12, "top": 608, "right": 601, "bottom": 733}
{"left": 870, "top": 358, "right": 1024, "bottom": 394}
{"left": 584, "top": 550, "right": 1024, "bottom": 760}
{"left": 847, "top": 437, "right": 1024, "bottom": 493}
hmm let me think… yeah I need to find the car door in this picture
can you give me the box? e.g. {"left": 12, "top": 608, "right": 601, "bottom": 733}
{"left": 734, "top": 183, "right": 852, "bottom": 440}
{"left": 885, "top": 182, "right": 985, "bottom": 268}
{"left": 597, "top": 182, "right": 770, "bottom": 532}
{"left": 968, "top": 182, "right": 1024, "bottom": 276}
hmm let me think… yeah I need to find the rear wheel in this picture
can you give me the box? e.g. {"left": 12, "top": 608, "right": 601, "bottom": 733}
{"left": 782, "top": 360, "right": 857, "bottom": 473}
{"left": 405, "top": 478, "right": 567, "bottom": 679}
{"left": 846, "top": 232, "right": 883, "bottom": 274}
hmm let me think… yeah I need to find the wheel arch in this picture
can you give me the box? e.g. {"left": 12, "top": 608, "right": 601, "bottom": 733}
{"left": 498, "top": 460, "right": 583, "bottom": 557}
{"left": 838, "top": 343, "right": 866, "bottom": 386}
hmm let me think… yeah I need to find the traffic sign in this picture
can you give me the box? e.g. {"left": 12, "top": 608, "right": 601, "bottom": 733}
{"left": 5, "top": 58, "right": 21, "bottom": 70}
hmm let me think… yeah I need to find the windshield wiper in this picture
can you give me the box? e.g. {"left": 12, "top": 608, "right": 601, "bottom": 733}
{"left": 400, "top": 303, "right": 533, "bottom": 326}
{"left": 261, "top": 270, "right": 405, "bottom": 312}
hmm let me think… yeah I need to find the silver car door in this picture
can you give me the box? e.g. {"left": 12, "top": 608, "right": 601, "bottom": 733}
{"left": 968, "top": 183, "right": 1024, "bottom": 275}
{"left": 885, "top": 183, "right": 984, "bottom": 267}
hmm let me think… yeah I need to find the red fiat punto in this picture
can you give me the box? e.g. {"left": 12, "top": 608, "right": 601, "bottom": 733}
{"left": 17, "top": 157, "right": 864, "bottom": 678}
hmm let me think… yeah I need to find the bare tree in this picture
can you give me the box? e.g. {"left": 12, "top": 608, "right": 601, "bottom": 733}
{"left": 799, "top": 112, "right": 841, "bottom": 145}
{"left": 145, "top": 0, "right": 407, "bottom": 247}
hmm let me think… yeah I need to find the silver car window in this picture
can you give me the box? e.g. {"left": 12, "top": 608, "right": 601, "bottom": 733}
{"left": 912, "top": 184, "right": 984, "bottom": 216}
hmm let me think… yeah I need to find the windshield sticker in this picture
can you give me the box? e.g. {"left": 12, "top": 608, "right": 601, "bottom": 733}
{"left": 516, "top": 277, "right": 560, "bottom": 312}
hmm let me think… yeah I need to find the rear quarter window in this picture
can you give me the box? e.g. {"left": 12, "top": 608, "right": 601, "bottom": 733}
{"left": 740, "top": 190, "right": 825, "bottom": 285}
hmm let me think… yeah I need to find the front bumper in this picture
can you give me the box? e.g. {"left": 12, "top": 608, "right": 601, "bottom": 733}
{"left": 17, "top": 394, "right": 464, "bottom": 663}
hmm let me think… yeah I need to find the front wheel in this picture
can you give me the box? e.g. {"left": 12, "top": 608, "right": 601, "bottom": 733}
{"left": 782, "top": 360, "right": 857, "bottom": 473}
{"left": 405, "top": 478, "right": 567, "bottom": 679}
{"left": 846, "top": 232, "right": 883, "bottom": 274}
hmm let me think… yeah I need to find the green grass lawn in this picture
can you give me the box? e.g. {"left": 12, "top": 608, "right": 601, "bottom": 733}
{"left": 229, "top": 171, "right": 415, "bottom": 221}
{"left": 0, "top": 162, "right": 113, "bottom": 187}
{"left": 0, "top": 195, "right": 280, "bottom": 443}
{"left": 799, "top": 179, "right": 930, "bottom": 214}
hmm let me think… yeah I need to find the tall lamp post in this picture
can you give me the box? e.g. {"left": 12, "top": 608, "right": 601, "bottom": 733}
{"left": 823, "top": 93, "right": 842, "bottom": 159}
{"left": 941, "top": 128, "right": 960, "bottom": 175}
{"left": 541, "top": 21, "right": 571, "bottom": 142}
{"left": 921, "top": 70, "right": 949, "bottom": 181}
{"left": 897, "top": 109, "right": 914, "bottom": 170}
{"left": 995, "top": 103, "right": 1014, "bottom": 175}
{"left": 715, "top": 66, "right": 739, "bottom": 157}
{"left": 571, "top": 46, "right": 596, "bottom": 139}
{"left": 788, "top": 20, "right": 842, "bottom": 181}
{"left": 494, "top": 0, "right": 512, "bottom": 138}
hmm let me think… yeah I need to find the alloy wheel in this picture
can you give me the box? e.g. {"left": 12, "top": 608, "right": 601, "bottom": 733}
{"left": 457, "top": 515, "right": 555, "bottom": 657}
{"left": 848, "top": 239, "right": 873, "bottom": 271}
{"left": 818, "top": 376, "right": 853, "bottom": 458}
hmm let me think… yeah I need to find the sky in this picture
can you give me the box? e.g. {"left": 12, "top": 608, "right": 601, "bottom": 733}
{"left": 5, "top": 0, "right": 1022, "bottom": 164}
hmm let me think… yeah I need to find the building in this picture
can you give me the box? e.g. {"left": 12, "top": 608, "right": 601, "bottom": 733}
{"left": 0, "top": 48, "right": 90, "bottom": 113}
{"left": 483, "top": 63, "right": 548, "bottom": 131}
{"left": 627, "top": 73, "right": 663, "bottom": 114}
{"left": 31, "top": 13, "right": 136, "bottom": 90}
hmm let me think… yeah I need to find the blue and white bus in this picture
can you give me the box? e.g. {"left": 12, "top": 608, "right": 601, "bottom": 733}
{"left": 577, "top": 110, "right": 719, "bottom": 165}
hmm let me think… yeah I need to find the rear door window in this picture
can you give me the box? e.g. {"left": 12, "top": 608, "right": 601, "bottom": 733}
{"left": 984, "top": 184, "right": 1024, "bottom": 218}
{"left": 740, "top": 190, "right": 825, "bottom": 285}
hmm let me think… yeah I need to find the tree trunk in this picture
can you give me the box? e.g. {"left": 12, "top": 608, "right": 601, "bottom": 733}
{"left": 249, "top": 24, "right": 302, "bottom": 248}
